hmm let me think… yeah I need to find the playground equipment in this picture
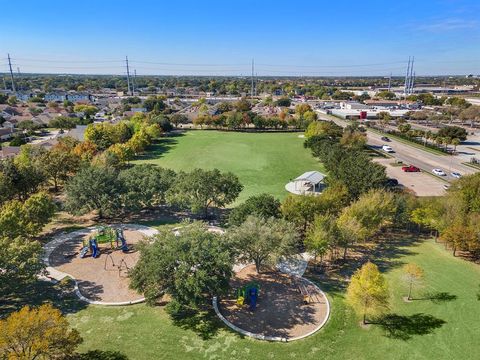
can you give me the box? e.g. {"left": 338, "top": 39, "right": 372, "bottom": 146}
{"left": 79, "top": 226, "right": 129, "bottom": 259}
{"left": 104, "top": 253, "right": 131, "bottom": 277}
{"left": 295, "top": 278, "right": 320, "bottom": 305}
{"left": 236, "top": 282, "right": 260, "bottom": 311}
{"left": 115, "top": 228, "right": 129, "bottom": 252}
{"left": 79, "top": 238, "right": 99, "bottom": 259}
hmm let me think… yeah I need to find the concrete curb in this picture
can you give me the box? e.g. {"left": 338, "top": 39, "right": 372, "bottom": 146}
{"left": 212, "top": 273, "right": 330, "bottom": 342}
{"left": 42, "top": 224, "right": 158, "bottom": 306}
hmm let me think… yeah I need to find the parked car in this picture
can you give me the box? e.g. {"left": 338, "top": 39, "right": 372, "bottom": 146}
{"left": 432, "top": 168, "right": 447, "bottom": 176}
{"left": 381, "top": 136, "right": 391, "bottom": 142}
{"left": 384, "top": 178, "right": 399, "bottom": 187}
{"left": 402, "top": 165, "right": 421, "bottom": 172}
{"left": 382, "top": 145, "right": 394, "bottom": 153}
{"left": 451, "top": 172, "right": 462, "bottom": 179}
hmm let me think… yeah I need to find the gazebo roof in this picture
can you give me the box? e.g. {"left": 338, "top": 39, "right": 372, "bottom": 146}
{"left": 294, "top": 171, "right": 325, "bottom": 185}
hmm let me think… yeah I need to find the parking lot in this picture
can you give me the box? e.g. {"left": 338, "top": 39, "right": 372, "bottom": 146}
{"left": 374, "top": 158, "right": 447, "bottom": 196}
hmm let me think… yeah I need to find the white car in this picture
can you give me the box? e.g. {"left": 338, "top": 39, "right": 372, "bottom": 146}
{"left": 451, "top": 172, "right": 462, "bottom": 179}
{"left": 432, "top": 168, "right": 447, "bottom": 176}
{"left": 382, "top": 145, "right": 394, "bottom": 153}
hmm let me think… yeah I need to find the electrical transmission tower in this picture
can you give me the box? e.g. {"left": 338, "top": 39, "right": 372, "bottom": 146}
{"left": 404, "top": 56, "right": 415, "bottom": 96}
{"left": 7, "top": 54, "right": 16, "bottom": 92}
{"left": 125, "top": 56, "right": 132, "bottom": 96}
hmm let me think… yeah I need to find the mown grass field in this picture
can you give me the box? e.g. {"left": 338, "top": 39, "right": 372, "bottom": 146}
{"left": 62, "top": 238, "right": 479, "bottom": 360}
{"left": 135, "top": 130, "right": 326, "bottom": 203}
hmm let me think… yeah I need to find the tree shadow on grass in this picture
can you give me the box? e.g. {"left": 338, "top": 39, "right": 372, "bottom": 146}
{"left": 73, "top": 350, "right": 129, "bottom": 360}
{"left": 168, "top": 308, "right": 224, "bottom": 340}
{"left": 376, "top": 313, "right": 446, "bottom": 340}
{"left": 135, "top": 136, "right": 181, "bottom": 161}
{"left": 0, "top": 279, "right": 87, "bottom": 317}
{"left": 414, "top": 291, "right": 458, "bottom": 304}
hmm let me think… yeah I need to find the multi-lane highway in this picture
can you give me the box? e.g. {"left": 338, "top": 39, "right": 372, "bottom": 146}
{"left": 316, "top": 112, "right": 478, "bottom": 183}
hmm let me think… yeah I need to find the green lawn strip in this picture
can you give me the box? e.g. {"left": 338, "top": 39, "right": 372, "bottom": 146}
{"left": 134, "top": 131, "right": 325, "bottom": 204}
{"left": 368, "top": 128, "right": 448, "bottom": 156}
{"left": 462, "top": 162, "right": 480, "bottom": 170}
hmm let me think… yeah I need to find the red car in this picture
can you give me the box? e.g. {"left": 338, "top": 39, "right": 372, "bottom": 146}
{"left": 402, "top": 165, "right": 421, "bottom": 172}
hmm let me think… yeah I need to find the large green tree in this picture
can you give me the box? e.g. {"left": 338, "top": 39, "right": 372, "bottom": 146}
{"left": 228, "top": 193, "right": 280, "bottom": 226}
{"left": 167, "top": 168, "right": 243, "bottom": 218}
{"left": 0, "top": 237, "right": 45, "bottom": 295}
{"left": 0, "top": 192, "right": 55, "bottom": 239}
{"left": 130, "top": 222, "right": 234, "bottom": 307}
{"left": 65, "top": 165, "right": 124, "bottom": 218}
{"left": 227, "top": 216, "right": 297, "bottom": 273}
{"left": 119, "top": 164, "right": 176, "bottom": 211}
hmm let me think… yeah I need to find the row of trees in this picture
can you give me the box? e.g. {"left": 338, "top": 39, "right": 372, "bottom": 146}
{"left": 305, "top": 121, "right": 387, "bottom": 200}
{"left": 412, "top": 173, "right": 480, "bottom": 258}
{"left": 192, "top": 100, "right": 318, "bottom": 130}
{"left": 65, "top": 165, "right": 242, "bottom": 219}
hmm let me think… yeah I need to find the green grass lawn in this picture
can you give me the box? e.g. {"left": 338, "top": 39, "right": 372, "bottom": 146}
{"left": 134, "top": 130, "right": 325, "bottom": 203}
{"left": 52, "top": 238, "right": 478, "bottom": 360}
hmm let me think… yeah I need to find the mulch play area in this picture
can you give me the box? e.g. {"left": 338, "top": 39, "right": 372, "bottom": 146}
{"left": 219, "top": 264, "right": 329, "bottom": 339}
{"left": 49, "top": 227, "right": 146, "bottom": 303}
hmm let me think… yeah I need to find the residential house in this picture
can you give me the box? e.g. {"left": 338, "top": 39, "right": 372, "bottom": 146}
{"left": 0, "top": 146, "right": 21, "bottom": 160}
{"left": 15, "top": 92, "right": 35, "bottom": 102}
{"left": 45, "top": 92, "right": 68, "bottom": 102}
{"left": 0, "top": 127, "right": 16, "bottom": 140}
{"left": 66, "top": 92, "right": 92, "bottom": 103}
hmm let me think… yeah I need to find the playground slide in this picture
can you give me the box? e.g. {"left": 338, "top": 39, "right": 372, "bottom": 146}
{"left": 117, "top": 229, "right": 128, "bottom": 252}
{"left": 79, "top": 246, "right": 89, "bottom": 258}
{"left": 249, "top": 287, "right": 258, "bottom": 311}
{"left": 90, "top": 239, "right": 99, "bottom": 258}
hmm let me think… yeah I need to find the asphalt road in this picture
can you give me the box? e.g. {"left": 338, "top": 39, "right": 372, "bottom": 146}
{"left": 316, "top": 112, "right": 477, "bottom": 183}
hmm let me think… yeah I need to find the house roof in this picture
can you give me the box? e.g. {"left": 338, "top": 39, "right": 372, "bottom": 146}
{"left": 294, "top": 171, "right": 325, "bottom": 184}
{"left": 0, "top": 146, "right": 21, "bottom": 159}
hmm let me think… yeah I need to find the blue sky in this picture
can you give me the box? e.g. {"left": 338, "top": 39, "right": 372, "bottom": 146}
{"left": 1, "top": 0, "right": 479, "bottom": 76}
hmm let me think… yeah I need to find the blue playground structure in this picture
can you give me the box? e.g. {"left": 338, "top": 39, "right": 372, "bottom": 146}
{"left": 79, "top": 226, "right": 129, "bottom": 259}
{"left": 80, "top": 238, "right": 99, "bottom": 258}
{"left": 116, "top": 228, "right": 129, "bottom": 252}
{"left": 236, "top": 282, "right": 260, "bottom": 311}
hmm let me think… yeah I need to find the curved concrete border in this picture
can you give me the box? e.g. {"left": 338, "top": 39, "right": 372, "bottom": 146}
{"left": 213, "top": 274, "right": 330, "bottom": 342}
{"left": 42, "top": 224, "right": 158, "bottom": 306}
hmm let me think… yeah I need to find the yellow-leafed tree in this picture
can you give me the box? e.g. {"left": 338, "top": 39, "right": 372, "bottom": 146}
{"left": 402, "top": 263, "right": 425, "bottom": 300}
{"left": 346, "top": 262, "right": 390, "bottom": 324}
{"left": 0, "top": 304, "right": 82, "bottom": 360}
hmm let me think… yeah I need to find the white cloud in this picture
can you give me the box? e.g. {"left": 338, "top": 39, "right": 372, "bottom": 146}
{"left": 417, "top": 18, "right": 478, "bottom": 32}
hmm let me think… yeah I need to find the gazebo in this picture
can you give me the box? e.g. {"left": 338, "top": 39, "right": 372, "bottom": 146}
{"left": 285, "top": 171, "right": 326, "bottom": 195}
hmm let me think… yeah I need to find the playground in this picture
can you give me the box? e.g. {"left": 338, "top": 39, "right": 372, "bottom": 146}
{"left": 218, "top": 264, "right": 329, "bottom": 340}
{"left": 48, "top": 225, "right": 156, "bottom": 303}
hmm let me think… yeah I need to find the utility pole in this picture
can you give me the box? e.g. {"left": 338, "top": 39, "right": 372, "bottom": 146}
{"left": 7, "top": 53, "right": 16, "bottom": 92}
{"left": 251, "top": 58, "right": 255, "bottom": 98}
{"left": 404, "top": 56, "right": 411, "bottom": 96}
{"left": 125, "top": 56, "right": 132, "bottom": 96}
